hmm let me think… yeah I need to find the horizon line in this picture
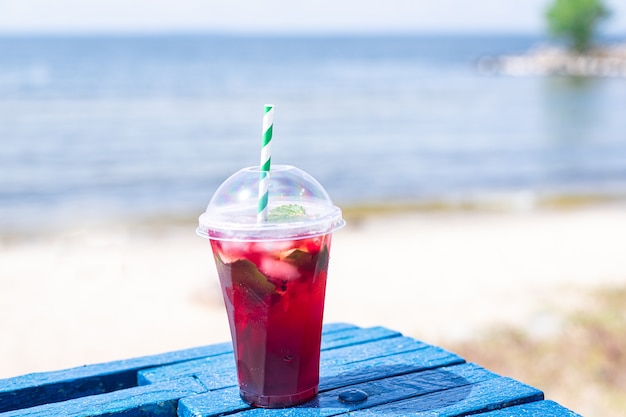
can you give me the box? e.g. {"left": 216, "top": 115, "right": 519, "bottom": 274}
{"left": 0, "top": 29, "right": 554, "bottom": 38}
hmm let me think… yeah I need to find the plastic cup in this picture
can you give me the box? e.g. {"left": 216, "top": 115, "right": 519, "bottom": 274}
{"left": 197, "top": 165, "right": 345, "bottom": 408}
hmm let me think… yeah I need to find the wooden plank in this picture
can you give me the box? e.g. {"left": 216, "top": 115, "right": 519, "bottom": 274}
{"left": 149, "top": 334, "right": 428, "bottom": 389}
{"left": 346, "top": 376, "right": 543, "bottom": 416}
{"left": 178, "top": 345, "right": 465, "bottom": 417}
{"left": 180, "top": 387, "right": 242, "bottom": 417}
{"left": 139, "top": 327, "right": 407, "bottom": 386}
{"left": 216, "top": 377, "right": 543, "bottom": 417}
{"left": 319, "top": 326, "right": 401, "bottom": 350}
{"left": 319, "top": 322, "right": 359, "bottom": 334}
{"left": 206, "top": 363, "right": 499, "bottom": 417}
{"left": 0, "top": 322, "right": 354, "bottom": 413}
{"left": 317, "top": 345, "right": 464, "bottom": 392}
{"left": 472, "top": 400, "right": 582, "bottom": 417}
{"left": 0, "top": 343, "right": 230, "bottom": 413}
{"left": 139, "top": 353, "right": 236, "bottom": 388}
{"left": 0, "top": 376, "right": 206, "bottom": 417}
{"left": 319, "top": 336, "right": 431, "bottom": 369}
{"left": 308, "top": 363, "right": 499, "bottom": 416}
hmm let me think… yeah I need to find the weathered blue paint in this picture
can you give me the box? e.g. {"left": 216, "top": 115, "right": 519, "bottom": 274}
{"left": 180, "top": 363, "right": 497, "bottom": 417}
{"left": 0, "top": 323, "right": 353, "bottom": 413}
{"left": 138, "top": 326, "right": 404, "bottom": 386}
{"left": 319, "top": 326, "right": 401, "bottom": 350}
{"left": 177, "top": 347, "right": 466, "bottom": 417}
{"left": 473, "top": 400, "right": 583, "bottom": 417}
{"left": 0, "top": 343, "right": 231, "bottom": 413}
{"left": 347, "top": 377, "right": 544, "bottom": 416}
{"left": 0, "top": 324, "right": 580, "bottom": 417}
{"left": 1, "top": 376, "right": 206, "bottom": 417}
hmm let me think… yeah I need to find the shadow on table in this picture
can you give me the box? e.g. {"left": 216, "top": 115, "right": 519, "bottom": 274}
{"left": 304, "top": 366, "right": 474, "bottom": 414}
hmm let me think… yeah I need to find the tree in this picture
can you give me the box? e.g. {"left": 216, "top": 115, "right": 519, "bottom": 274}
{"left": 546, "top": 0, "right": 611, "bottom": 53}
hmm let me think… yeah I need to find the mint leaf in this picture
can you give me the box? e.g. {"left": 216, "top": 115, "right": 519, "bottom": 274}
{"left": 285, "top": 249, "right": 314, "bottom": 268}
{"left": 268, "top": 204, "right": 306, "bottom": 222}
{"left": 315, "top": 244, "right": 330, "bottom": 273}
{"left": 215, "top": 257, "right": 275, "bottom": 301}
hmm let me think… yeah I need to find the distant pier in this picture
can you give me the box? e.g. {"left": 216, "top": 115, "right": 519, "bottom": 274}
{"left": 478, "top": 43, "right": 626, "bottom": 78}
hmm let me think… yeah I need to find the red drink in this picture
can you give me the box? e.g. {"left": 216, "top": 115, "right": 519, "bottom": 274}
{"left": 198, "top": 165, "right": 344, "bottom": 407}
{"left": 210, "top": 233, "right": 332, "bottom": 408}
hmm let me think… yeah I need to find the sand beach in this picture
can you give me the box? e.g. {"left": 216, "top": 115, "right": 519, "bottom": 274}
{"left": 1, "top": 202, "right": 625, "bottom": 380}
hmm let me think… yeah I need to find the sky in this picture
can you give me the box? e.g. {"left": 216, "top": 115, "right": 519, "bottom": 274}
{"left": 0, "top": 0, "right": 625, "bottom": 35}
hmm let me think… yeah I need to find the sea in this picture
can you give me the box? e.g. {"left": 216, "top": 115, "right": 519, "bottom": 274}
{"left": 1, "top": 34, "right": 626, "bottom": 233}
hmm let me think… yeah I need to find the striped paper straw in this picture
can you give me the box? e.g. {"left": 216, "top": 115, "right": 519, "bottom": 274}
{"left": 257, "top": 104, "right": 274, "bottom": 222}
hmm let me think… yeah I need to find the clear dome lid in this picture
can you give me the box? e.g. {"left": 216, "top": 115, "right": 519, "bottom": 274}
{"left": 197, "top": 165, "right": 345, "bottom": 241}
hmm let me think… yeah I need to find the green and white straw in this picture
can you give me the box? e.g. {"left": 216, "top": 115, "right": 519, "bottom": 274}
{"left": 257, "top": 104, "right": 274, "bottom": 222}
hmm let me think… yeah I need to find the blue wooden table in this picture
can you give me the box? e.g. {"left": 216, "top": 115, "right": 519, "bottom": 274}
{"left": 0, "top": 323, "right": 581, "bottom": 416}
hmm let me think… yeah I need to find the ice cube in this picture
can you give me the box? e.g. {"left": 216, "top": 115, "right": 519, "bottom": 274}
{"left": 252, "top": 240, "right": 297, "bottom": 254}
{"left": 259, "top": 256, "right": 301, "bottom": 281}
{"left": 215, "top": 240, "right": 252, "bottom": 263}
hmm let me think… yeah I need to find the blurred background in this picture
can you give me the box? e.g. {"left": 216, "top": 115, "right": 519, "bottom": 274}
{"left": 1, "top": 0, "right": 626, "bottom": 231}
{"left": 1, "top": 1, "right": 625, "bottom": 415}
